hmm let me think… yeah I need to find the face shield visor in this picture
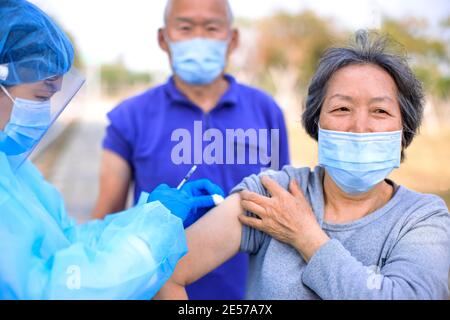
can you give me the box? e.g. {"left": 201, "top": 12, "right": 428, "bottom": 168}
{"left": 0, "top": 66, "right": 85, "bottom": 171}
{"left": 0, "top": 0, "right": 84, "bottom": 171}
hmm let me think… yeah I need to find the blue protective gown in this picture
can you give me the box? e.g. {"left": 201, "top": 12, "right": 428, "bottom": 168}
{"left": 0, "top": 153, "right": 187, "bottom": 299}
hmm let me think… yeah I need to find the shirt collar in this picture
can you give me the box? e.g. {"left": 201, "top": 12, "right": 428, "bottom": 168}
{"left": 165, "top": 74, "right": 238, "bottom": 109}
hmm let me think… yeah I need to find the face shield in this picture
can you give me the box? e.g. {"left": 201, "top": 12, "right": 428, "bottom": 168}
{"left": 0, "top": 67, "right": 85, "bottom": 171}
{"left": 0, "top": 0, "right": 85, "bottom": 171}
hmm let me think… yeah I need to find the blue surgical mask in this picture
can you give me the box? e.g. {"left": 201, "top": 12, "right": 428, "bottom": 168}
{"left": 318, "top": 125, "right": 402, "bottom": 195}
{"left": 167, "top": 37, "right": 228, "bottom": 85}
{"left": 0, "top": 85, "right": 51, "bottom": 155}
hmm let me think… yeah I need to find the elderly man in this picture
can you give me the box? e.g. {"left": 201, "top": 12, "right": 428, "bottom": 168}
{"left": 92, "top": 0, "right": 290, "bottom": 300}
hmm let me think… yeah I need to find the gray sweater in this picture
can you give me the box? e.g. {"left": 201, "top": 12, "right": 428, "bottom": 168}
{"left": 230, "top": 166, "right": 450, "bottom": 300}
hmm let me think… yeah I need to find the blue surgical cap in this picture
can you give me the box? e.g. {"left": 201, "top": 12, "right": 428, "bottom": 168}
{"left": 0, "top": 0, "right": 74, "bottom": 85}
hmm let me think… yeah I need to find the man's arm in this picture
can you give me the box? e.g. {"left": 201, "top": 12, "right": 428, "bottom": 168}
{"left": 155, "top": 193, "right": 244, "bottom": 299}
{"left": 91, "top": 150, "right": 132, "bottom": 219}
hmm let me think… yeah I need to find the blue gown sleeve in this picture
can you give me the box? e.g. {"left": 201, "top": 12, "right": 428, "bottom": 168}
{"left": 0, "top": 161, "right": 187, "bottom": 300}
{"left": 59, "top": 201, "right": 188, "bottom": 300}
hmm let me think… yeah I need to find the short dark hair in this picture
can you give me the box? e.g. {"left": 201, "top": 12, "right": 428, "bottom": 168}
{"left": 302, "top": 30, "right": 425, "bottom": 160}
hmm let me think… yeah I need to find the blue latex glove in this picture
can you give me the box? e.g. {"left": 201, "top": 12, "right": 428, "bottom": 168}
{"left": 148, "top": 179, "right": 225, "bottom": 228}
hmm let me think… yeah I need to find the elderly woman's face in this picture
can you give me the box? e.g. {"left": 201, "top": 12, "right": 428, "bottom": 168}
{"left": 319, "top": 64, "right": 402, "bottom": 133}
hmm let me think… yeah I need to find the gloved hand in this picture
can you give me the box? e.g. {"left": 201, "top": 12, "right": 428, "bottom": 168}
{"left": 148, "top": 179, "right": 225, "bottom": 228}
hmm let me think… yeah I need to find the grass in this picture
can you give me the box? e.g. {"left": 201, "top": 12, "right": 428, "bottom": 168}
{"left": 286, "top": 120, "right": 450, "bottom": 208}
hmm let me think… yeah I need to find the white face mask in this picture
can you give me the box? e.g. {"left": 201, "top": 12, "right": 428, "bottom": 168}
{"left": 0, "top": 84, "right": 51, "bottom": 155}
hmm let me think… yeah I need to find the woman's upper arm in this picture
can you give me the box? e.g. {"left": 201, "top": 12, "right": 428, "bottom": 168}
{"left": 170, "top": 193, "right": 244, "bottom": 286}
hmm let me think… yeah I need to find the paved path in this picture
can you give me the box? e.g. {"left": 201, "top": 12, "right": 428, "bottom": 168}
{"left": 45, "top": 99, "right": 110, "bottom": 223}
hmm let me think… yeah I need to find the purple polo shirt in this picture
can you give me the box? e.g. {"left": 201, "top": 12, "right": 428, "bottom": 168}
{"left": 103, "top": 74, "right": 290, "bottom": 300}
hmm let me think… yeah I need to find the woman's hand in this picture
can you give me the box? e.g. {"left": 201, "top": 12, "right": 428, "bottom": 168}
{"left": 238, "top": 176, "right": 330, "bottom": 262}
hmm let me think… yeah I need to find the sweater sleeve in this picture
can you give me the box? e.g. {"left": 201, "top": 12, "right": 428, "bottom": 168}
{"left": 302, "top": 209, "right": 450, "bottom": 300}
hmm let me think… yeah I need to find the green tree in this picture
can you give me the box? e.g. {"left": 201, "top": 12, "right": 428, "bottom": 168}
{"left": 381, "top": 17, "right": 450, "bottom": 100}
{"left": 100, "top": 59, "right": 152, "bottom": 95}
{"left": 250, "top": 10, "right": 345, "bottom": 93}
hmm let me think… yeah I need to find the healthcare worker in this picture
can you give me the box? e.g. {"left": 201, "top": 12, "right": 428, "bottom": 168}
{"left": 0, "top": 0, "right": 224, "bottom": 299}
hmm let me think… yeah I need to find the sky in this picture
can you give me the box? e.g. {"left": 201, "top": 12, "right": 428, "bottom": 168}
{"left": 30, "top": 0, "right": 450, "bottom": 74}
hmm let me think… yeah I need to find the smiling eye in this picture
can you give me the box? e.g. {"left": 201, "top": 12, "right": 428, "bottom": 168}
{"left": 334, "top": 106, "right": 350, "bottom": 112}
{"left": 374, "top": 108, "right": 389, "bottom": 114}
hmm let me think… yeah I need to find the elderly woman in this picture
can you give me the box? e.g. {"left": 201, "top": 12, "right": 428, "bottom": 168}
{"left": 156, "top": 30, "right": 450, "bottom": 300}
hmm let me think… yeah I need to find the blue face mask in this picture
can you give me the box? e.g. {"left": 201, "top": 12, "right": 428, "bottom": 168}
{"left": 0, "top": 85, "right": 51, "bottom": 155}
{"left": 167, "top": 37, "right": 228, "bottom": 85}
{"left": 318, "top": 126, "right": 402, "bottom": 195}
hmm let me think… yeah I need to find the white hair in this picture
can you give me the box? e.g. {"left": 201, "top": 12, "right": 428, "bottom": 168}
{"left": 164, "top": 0, "right": 234, "bottom": 25}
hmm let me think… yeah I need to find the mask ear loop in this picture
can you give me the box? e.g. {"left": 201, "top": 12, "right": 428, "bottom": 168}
{"left": 314, "top": 118, "right": 323, "bottom": 132}
{"left": 0, "top": 84, "right": 15, "bottom": 103}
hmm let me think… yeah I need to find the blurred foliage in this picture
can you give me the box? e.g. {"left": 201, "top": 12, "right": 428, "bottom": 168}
{"left": 46, "top": 14, "right": 153, "bottom": 97}
{"left": 441, "top": 15, "right": 450, "bottom": 27}
{"left": 100, "top": 59, "right": 152, "bottom": 95}
{"left": 380, "top": 17, "right": 450, "bottom": 100}
{"left": 249, "top": 10, "right": 345, "bottom": 93}
{"left": 55, "top": 10, "right": 450, "bottom": 102}
{"left": 49, "top": 14, "right": 152, "bottom": 96}
{"left": 249, "top": 10, "right": 450, "bottom": 101}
